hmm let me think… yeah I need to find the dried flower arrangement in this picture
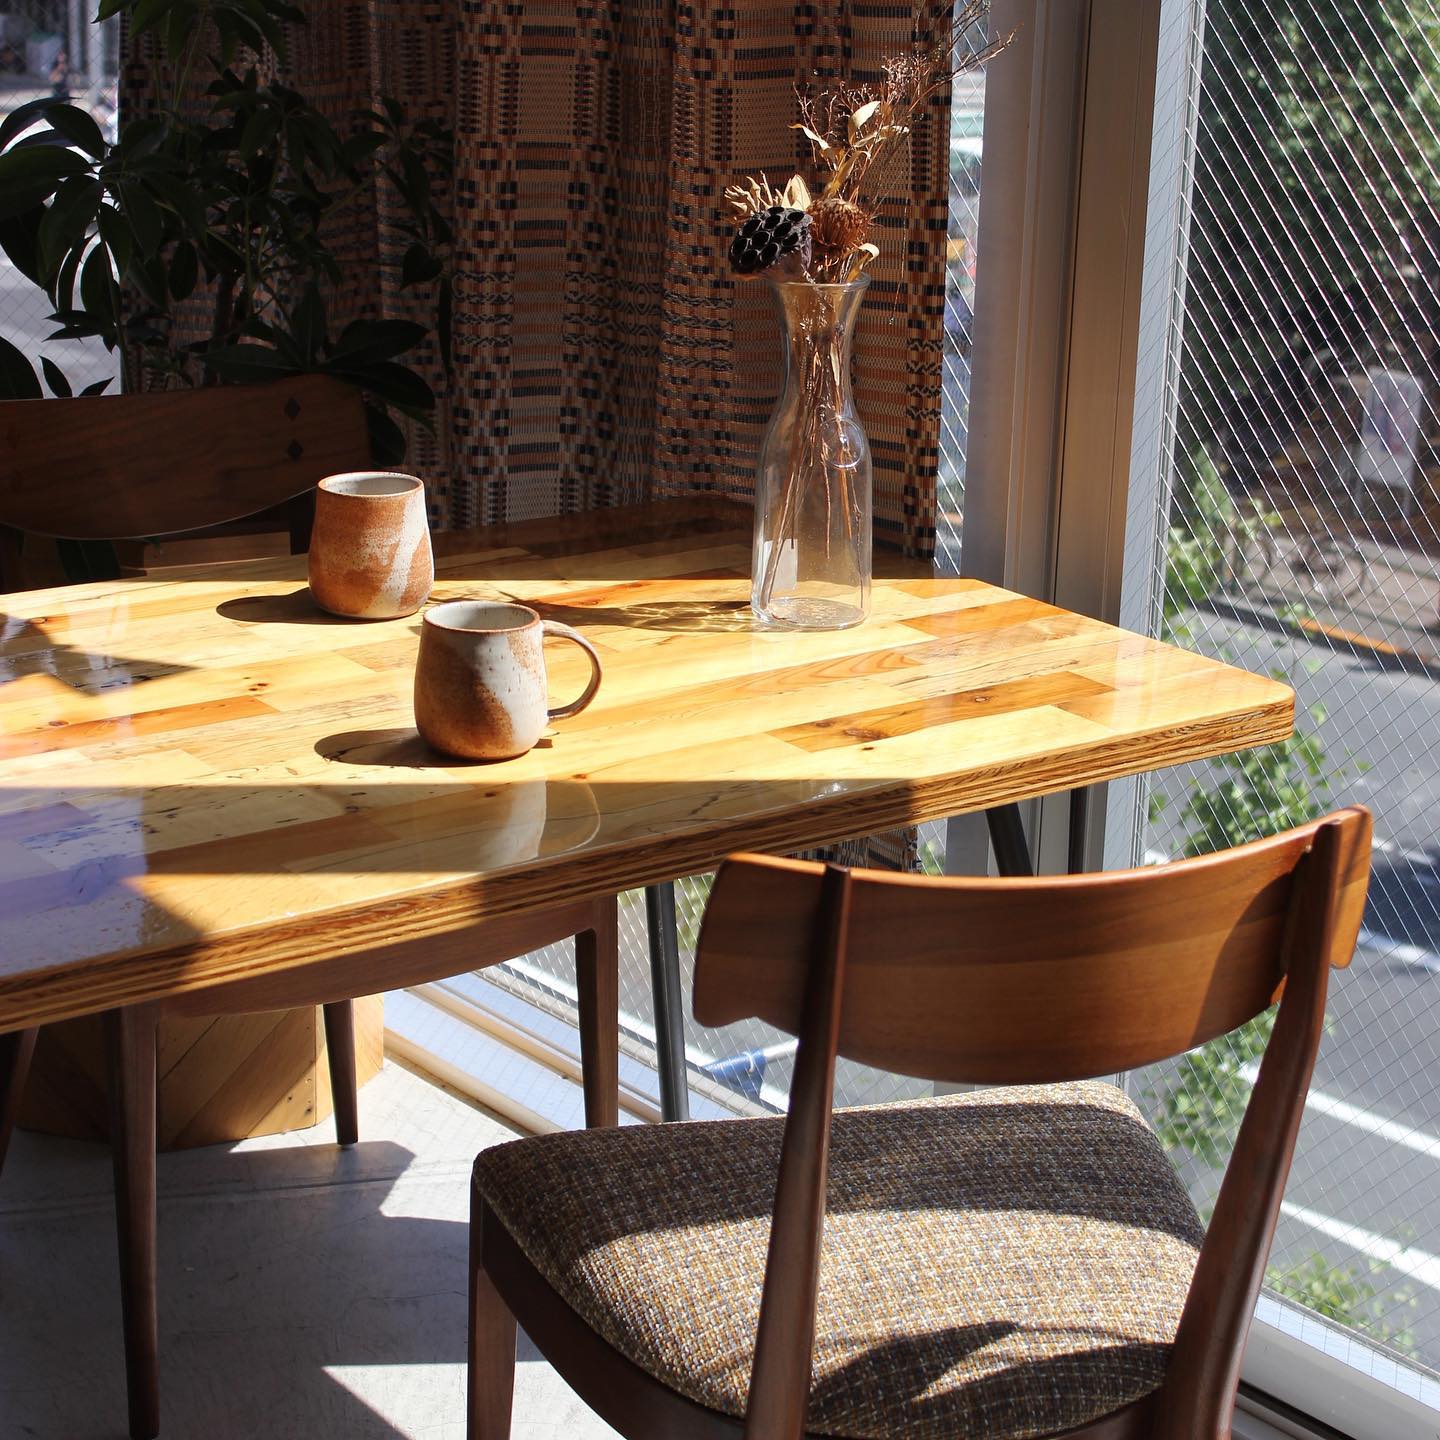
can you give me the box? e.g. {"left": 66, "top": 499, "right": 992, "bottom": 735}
{"left": 724, "top": 2, "right": 1009, "bottom": 286}
{"left": 730, "top": 4, "right": 1010, "bottom": 627}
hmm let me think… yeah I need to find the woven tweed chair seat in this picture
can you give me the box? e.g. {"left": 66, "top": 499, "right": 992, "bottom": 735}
{"left": 474, "top": 1079, "right": 1205, "bottom": 1440}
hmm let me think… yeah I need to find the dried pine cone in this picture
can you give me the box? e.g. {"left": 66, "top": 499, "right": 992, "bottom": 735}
{"left": 808, "top": 196, "right": 871, "bottom": 265}
{"left": 729, "top": 205, "right": 812, "bottom": 277}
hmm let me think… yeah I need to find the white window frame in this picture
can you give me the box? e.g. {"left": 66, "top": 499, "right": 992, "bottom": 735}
{"left": 954, "top": 1, "right": 1440, "bottom": 1434}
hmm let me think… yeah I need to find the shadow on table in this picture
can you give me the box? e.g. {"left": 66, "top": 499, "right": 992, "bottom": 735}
{"left": 216, "top": 588, "right": 425, "bottom": 628}
{"left": 516, "top": 593, "right": 756, "bottom": 635}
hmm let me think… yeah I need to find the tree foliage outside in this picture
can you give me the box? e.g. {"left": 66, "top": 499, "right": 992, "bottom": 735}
{"left": 1268, "top": 1251, "right": 1418, "bottom": 1355}
{"left": 1180, "top": 0, "right": 1440, "bottom": 470}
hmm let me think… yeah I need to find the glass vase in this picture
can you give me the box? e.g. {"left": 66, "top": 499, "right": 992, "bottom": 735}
{"left": 751, "top": 275, "right": 873, "bottom": 629}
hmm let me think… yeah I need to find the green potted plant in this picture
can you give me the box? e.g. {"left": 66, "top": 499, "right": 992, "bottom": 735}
{"left": 0, "top": 0, "right": 452, "bottom": 468}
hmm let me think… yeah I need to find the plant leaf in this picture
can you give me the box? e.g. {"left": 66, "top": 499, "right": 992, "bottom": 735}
{"left": 80, "top": 377, "right": 113, "bottom": 395}
{"left": 325, "top": 358, "right": 434, "bottom": 412}
{"left": 39, "top": 177, "right": 101, "bottom": 278}
{"left": 164, "top": 0, "right": 199, "bottom": 62}
{"left": 364, "top": 403, "right": 407, "bottom": 465}
{"left": 96, "top": 206, "right": 134, "bottom": 279}
{"left": 792, "top": 124, "right": 832, "bottom": 153}
{"left": 198, "top": 343, "right": 304, "bottom": 383}
{"left": 291, "top": 283, "right": 326, "bottom": 365}
{"left": 169, "top": 240, "right": 198, "bottom": 301}
{"left": 117, "top": 181, "right": 164, "bottom": 256}
{"left": 79, "top": 243, "right": 116, "bottom": 324}
{"left": 0, "top": 336, "right": 41, "bottom": 398}
{"left": 780, "top": 174, "right": 812, "bottom": 210}
{"left": 0, "top": 145, "right": 90, "bottom": 221}
{"left": 848, "top": 99, "right": 881, "bottom": 138}
{"left": 53, "top": 244, "right": 82, "bottom": 310}
{"left": 400, "top": 242, "right": 442, "bottom": 287}
{"left": 0, "top": 205, "right": 45, "bottom": 284}
{"left": 0, "top": 98, "right": 64, "bottom": 152}
{"left": 40, "top": 356, "right": 72, "bottom": 397}
{"left": 130, "top": 0, "right": 178, "bottom": 40}
{"left": 43, "top": 105, "right": 106, "bottom": 160}
{"left": 327, "top": 318, "right": 427, "bottom": 366}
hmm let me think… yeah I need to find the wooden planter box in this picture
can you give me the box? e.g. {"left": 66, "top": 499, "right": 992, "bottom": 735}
{"left": 20, "top": 997, "right": 385, "bottom": 1150}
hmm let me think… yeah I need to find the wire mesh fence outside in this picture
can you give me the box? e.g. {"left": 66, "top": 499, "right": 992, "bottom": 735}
{"left": 938, "top": 69, "right": 982, "bottom": 573}
{"left": 1123, "top": 0, "right": 1440, "bottom": 1382}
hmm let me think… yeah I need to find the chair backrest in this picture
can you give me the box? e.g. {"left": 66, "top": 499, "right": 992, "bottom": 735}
{"left": 0, "top": 374, "right": 369, "bottom": 543}
{"left": 695, "top": 807, "right": 1371, "bottom": 1084}
{"left": 693, "top": 807, "right": 1373, "bottom": 1440}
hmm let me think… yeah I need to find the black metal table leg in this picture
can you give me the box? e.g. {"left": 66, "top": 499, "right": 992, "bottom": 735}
{"left": 1067, "top": 785, "right": 1091, "bottom": 875}
{"left": 986, "top": 789, "right": 1091, "bottom": 878}
{"left": 645, "top": 881, "right": 690, "bottom": 1121}
{"left": 985, "top": 803, "right": 1033, "bottom": 877}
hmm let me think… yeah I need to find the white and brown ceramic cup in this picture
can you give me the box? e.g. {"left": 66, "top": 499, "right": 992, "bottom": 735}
{"left": 414, "top": 601, "right": 603, "bottom": 760}
{"left": 308, "top": 471, "right": 434, "bottom": 619}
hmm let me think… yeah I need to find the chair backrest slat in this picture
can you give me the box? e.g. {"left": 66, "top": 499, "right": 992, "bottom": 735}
{"left": 694, "top": 808, "right": 1372, "bottom": 1085}
{"left": 0, "top": 376, "right": 370, "bottom": 542}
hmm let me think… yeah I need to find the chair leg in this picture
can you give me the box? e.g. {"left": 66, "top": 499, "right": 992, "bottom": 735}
{"left": 468, "top": 1196, "right": 517, "bottom": 1440}
{"left": 0, "top": 1025, "right": 37, "bottom": 1179}
{"left": 105, "top": 1007, "right": 160, "bottom": 1440}
{"left": 576, "top": 896, "right": 619, "bottom": 1129}
{"left": 322, "top": 1000, "right": 360, "bottom": 1147}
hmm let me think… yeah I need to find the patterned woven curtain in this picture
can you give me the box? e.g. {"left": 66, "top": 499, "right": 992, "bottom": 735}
{"left": 122, "top": 1, "right": 952, "bottom": 557}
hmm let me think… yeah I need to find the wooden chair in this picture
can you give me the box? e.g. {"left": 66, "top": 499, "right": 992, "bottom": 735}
{"left": 467, "top": 806, "right": 1373, "bottom": 1440}
{"left": 0, "top": 377, "right": 622, "bottom": 1440}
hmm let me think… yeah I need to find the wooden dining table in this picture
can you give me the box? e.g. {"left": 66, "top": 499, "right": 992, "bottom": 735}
{"left": 0, "top": 496, "right": 1293, "bottom": 1434}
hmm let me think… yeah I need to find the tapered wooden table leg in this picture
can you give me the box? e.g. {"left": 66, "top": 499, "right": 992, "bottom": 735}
{"left": 322, "top": 1000, "right": 360, "bottom": 1146}
{"left": 0, "top": 1025, "right": 37, "bottom": 1178}
{"left": 105, "top": 1006, "right": 160, "bottom": 1440}
{"left": 576, "top": 895, "right": 619, "bottom": 1128}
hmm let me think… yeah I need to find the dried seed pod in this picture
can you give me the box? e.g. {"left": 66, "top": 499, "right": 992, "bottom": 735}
{"left": 808, "top": 196, "right": 872, "bottom": 263}
{"left": 729, "top": 205, "right": 813, "bottom": 277}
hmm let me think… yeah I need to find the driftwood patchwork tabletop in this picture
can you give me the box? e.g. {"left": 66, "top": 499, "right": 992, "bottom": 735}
{"left": 0, "top": 499, "right": 1292, "bottom": 1031}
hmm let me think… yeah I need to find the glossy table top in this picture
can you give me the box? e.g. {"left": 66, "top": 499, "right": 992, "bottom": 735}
{"left": 0, "top": 500, "right": 1293, "bottom": 1030}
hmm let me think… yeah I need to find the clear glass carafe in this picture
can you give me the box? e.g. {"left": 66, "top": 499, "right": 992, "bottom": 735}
{"left": 751, "top": 276, "right": 873, "bottom": 629}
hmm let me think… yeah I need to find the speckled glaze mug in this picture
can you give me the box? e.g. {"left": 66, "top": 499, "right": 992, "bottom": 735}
{"left": 308, "top": 472, "right": 434, "bottom": 619}
{"left": 414, "top": 601, "right": 603, "bottom": 760}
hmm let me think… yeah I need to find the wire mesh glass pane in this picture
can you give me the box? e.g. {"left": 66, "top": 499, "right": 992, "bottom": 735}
{"left": 1123, "top": 0, "right": 1440, "bottom": 1382}
{"left": 938, "top": 59, "right": 984, "bottom": 575}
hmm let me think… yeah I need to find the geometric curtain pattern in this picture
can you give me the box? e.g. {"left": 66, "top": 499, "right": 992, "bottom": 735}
{"left": 124, "top": 0, "right": 953, "bottom": 556}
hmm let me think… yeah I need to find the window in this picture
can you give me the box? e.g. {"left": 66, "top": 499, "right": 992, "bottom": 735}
{"left": 1117, "top": 0, "right": 1440, "bottom": 1414}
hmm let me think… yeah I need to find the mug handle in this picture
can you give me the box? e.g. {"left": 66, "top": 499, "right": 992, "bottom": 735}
{"left": 542, "top": 620, "right": 603, "bottom": 721}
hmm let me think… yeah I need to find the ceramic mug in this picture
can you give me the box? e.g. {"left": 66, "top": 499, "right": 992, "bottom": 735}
{"left": 308, "top": 471, "right": 434, "bottom": 619}
{"left": 414, "top": 601, "right": 603, "bottom": 760}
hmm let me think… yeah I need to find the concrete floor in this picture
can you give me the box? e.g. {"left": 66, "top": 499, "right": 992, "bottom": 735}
{"left": 0, "top": 1061, "right": 621, "bottom": 1439}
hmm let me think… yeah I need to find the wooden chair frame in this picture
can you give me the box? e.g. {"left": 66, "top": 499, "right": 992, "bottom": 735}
{"left": 468, "top": 806, "right": 1372, "bottom": 1440}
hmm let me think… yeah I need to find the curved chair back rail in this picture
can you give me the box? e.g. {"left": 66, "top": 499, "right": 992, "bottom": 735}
{"left": 695, "top": 808, "right": 1372, "bottom": 1084}
{"left": 689, "top": 804, "right": 1373, "bottom": 1440}
{"left": 0, "top": 374, "right": 370, "bottom": 540}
